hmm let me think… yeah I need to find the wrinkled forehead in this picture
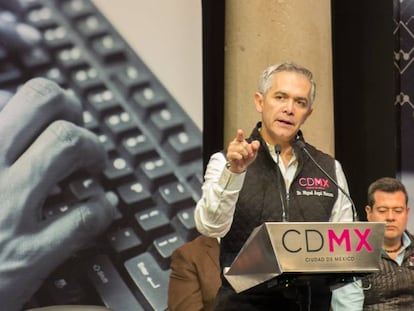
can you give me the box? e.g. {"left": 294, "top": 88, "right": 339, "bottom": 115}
{"left": 271, "top": 71, "right": 312, "bottom": 97}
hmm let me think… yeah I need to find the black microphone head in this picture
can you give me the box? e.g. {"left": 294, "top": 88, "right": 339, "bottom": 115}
{"left": 275, "top": 144, "right": 282, "bottom": 154}
{"left": 294, "top": 139, "right": 306, "bottom": 149}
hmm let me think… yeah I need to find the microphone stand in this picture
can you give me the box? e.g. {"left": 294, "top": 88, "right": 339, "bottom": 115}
{"left": 294, "top": 140, "right": 358, "bottom": 222}
{"left": 275, "top": 144, "right": 287, "bottom": 222}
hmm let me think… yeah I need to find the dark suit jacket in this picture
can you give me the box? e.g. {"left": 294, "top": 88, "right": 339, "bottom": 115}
{"left": 168, "top": 235, "right": 221, "bottom": 311}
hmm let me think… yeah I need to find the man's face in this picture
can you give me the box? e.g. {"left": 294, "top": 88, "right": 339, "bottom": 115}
{"left": 254, "top": 71, "right": 313, "bottom": 145}
{"left": 365, "top": 191, "right": 409, "bottom": 242}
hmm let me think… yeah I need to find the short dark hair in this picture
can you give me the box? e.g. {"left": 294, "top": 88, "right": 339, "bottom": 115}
{"left": 367, "top": 177, "right": 408, "bottom": 207}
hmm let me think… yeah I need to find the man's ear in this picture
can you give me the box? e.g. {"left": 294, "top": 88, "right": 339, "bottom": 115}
{"left": 365, "top": 205, "right": 372, "bottom": 220}
{"left": 254, "top": 92, "right": 264, "bottom": 113}
{"left": 305, "top": 107, "right": 313, "bottom": 119}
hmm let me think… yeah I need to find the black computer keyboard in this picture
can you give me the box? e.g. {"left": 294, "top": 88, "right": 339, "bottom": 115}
{"left": 0, "top": 0, "right": 203, "bottom": 310}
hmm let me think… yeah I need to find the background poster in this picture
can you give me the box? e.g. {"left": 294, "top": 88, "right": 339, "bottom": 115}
{"left": 395, "top": 0, "right": 414, "bottom": 231}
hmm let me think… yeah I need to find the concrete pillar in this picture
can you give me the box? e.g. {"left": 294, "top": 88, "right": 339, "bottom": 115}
{"left": 224, "top": 0, "right": 334, "bottom": 155}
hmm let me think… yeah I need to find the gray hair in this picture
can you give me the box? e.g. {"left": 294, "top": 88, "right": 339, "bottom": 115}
{"left": 257, "top": 62, "right": 316, "bottom": 105}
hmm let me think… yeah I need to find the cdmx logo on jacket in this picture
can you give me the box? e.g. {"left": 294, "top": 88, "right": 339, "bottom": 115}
{"left": 298, "top": 177, "right": 330, "bottom": 190}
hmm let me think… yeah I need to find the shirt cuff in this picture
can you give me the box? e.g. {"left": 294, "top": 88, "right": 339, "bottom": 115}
{"left": 218, "top": 166, "right": 246, "bottom": 191}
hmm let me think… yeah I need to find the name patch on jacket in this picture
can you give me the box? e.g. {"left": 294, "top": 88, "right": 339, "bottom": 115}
{"left": 295, "top": 177, "right": 334, "bottom": 198}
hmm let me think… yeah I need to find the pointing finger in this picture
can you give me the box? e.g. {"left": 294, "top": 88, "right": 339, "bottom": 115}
{"left": 235, "top": 129, "right": 245, "bottom": 143}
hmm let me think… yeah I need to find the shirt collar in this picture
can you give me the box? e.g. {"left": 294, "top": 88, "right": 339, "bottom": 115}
{"left": 267, "top": 143, "right": 297, "bottom": 167}
{"left": 402, "top": 231, "right": 411, "bottom": 249}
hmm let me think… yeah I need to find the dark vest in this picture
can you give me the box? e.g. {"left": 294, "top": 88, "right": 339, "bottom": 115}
{"left": 220, "top": 123, "right": 338, "bottom": 268}
{"left": 362, "top": 233, "right": 414, "bottom": 311}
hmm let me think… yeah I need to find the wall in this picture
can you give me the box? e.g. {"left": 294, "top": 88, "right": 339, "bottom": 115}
{"left": 91, "top": 0, "right": 203, "bottom": 130}
{"left": 224, "top": 0, "right": 334, "bottom": 155}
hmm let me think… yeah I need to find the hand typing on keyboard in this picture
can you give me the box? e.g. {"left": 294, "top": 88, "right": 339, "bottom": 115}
{"left": 0, "top": 4, "right": 118, "bottom": 310}
{"left": 0, "top": 0, "right": 204, "bottom": 309}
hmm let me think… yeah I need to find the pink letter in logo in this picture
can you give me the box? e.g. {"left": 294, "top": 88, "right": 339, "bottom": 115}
{"left": 354, "top": 228, "right": 373, "bottom": 252}
{"left": 328, "top": 229, "right": 351, "bottom": 252}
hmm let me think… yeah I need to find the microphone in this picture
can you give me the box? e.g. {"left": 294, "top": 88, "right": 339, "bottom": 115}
{"left": 294, "top": 140, "right": 358, "bottom": 222}
{"left": 275, "top": 144, "right": 287, "bottom": 222}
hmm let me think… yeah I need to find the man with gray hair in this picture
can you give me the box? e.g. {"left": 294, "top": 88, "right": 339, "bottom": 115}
{"left": 195, "top": 62, "right": 353, "bottom": 310}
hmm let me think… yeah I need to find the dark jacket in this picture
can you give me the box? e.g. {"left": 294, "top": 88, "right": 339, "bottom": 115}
{"left": 363, "top": 232, "right": 414, "bottom": 311}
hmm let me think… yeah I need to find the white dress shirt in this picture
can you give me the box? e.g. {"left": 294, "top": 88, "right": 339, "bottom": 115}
{"left": 194, "top": 147, "right": 354, "bottom": 238}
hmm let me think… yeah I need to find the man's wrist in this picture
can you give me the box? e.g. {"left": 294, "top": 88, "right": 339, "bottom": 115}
{"left": 225, "top": 161, "right": 245, "bottom": 174}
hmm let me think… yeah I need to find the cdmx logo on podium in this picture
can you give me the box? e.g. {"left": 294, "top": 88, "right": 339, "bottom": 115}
{"left": 224, "top": 222, "right": 385, "bottom": 293}
{"left": 282, "top": 226, "right": 374, "bottom": 256}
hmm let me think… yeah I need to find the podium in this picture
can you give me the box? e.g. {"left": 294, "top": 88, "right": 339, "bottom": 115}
{"left": 224, "top": 222, "right": 385, "bottom": 293}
